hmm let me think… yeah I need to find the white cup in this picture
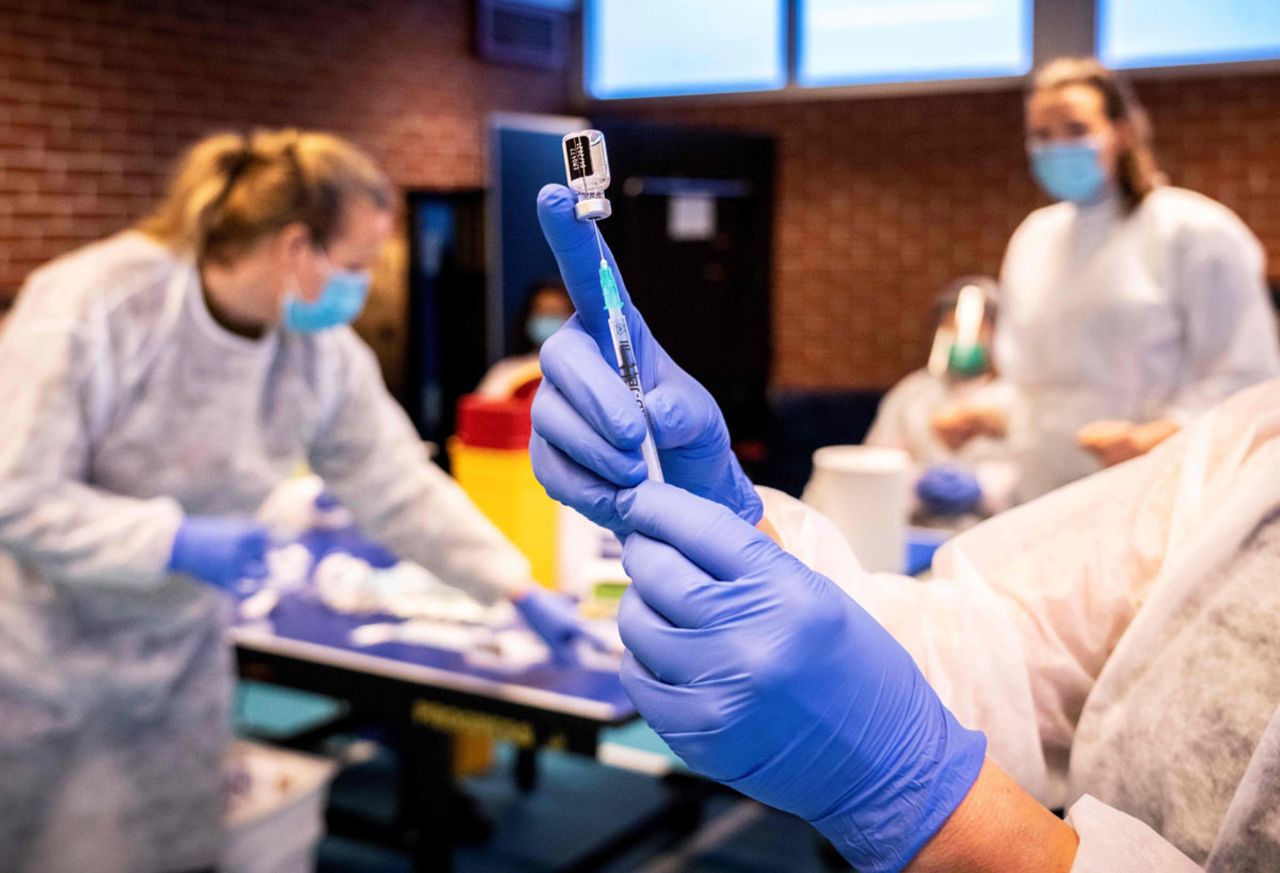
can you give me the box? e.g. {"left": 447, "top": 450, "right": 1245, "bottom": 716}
{"left": 802, "top": 445, "right": 910, "bottom": 573}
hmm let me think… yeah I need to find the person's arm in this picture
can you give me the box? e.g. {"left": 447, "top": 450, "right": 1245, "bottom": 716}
{"left": 762, "top": 415, "right": 1198, "bottom": 805}
{"left": 1164, "top": 213, "right": 1280, "bottom": 423}
{"left": 908, "top": 763, "right": 1206, "bottom": 873}
{"left": 306, "top": 331, "right": 531, "bottom": 605}
{"left": 908, "top": 759, "right": 1078, "bottom": 873}
{"left": 0, "top": 272, "right": 183, "bottom": 590}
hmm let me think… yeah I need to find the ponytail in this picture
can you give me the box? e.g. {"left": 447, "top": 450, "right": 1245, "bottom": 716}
{"left": 139, "top": 128, "right": 392, "bottom": 263}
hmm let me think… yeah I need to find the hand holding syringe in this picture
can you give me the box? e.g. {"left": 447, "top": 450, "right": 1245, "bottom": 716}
{"left": 529, "top": 136, "right": 762, "bottom": 534}
{"left": 562, "top": 129, "right": 664, "bottom": 482}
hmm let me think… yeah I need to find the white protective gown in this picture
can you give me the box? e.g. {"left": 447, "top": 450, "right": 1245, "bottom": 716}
{"left": 997, "top": 186, "right": 1280, "bottom": 501}
{"left": 763, "top": 378, "right": 1280, "bottom": 870}
{"left": 0, "top": 232, "right": 530, "bottom": 872}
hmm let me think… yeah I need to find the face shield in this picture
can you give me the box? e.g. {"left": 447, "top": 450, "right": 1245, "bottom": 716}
{"left": 926, "top": 279, "right": 997, "bottom": 382}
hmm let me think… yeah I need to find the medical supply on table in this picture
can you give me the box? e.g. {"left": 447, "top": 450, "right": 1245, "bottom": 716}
{"left": 802, "top": 446, "right": 910, "bottom": 573}
{"left": 616, "top": 481, "right": 986, "bottom": 873}
{"left": 240, "top": 540, "right": 622, "bottom": 673}
{"left": 450, "top": 394, "right": 561, "bottom": 587}
{"left": 258, "top": 474, "right": 400, "bottom": 568}
{"left": 348, "top": 619, "right": 622, "bottom": 674}
{"left": 561, "top": 129, "right": 664, "bottom": 483}
{"left": 311, "top": 551, "right": 510, "bottom": 623}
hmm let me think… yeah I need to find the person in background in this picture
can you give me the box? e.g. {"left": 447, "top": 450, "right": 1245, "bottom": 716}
{"left": 0, "top": 129, "right": 594, "bottom": 873}
{"left": 475, "top": 278, "right": 573, "bottom": 398}
{"left": 866, "top": 276, "right": 1018, "bottom": 522}
{"left": 938, "top": 57, "right": 1279, "bottom": 501}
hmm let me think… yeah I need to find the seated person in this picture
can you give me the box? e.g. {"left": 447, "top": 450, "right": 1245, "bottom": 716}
{"left": 475, "top": 278, "right": 573, "bottom": 399}
{"left": 866, "top": 277, "right": 1017, "bottom": 522}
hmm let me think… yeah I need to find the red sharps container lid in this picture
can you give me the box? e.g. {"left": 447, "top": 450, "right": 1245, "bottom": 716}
{"left": 455, "top": 394, "right": 534, "bottom": 450}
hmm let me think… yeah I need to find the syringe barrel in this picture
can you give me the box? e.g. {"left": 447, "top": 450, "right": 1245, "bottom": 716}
{"left": 607, "top": 310, "right": 664, "bottom": 482}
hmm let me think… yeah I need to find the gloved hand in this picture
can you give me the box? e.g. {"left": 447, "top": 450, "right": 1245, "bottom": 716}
{"left": 616, "top": 482, "right": 986, "bottom": 872}
{"left": 916, "top": 464, "right": 983, "bottom": 516}
{"left": 168, "top": 516, "right": 269, "bottom": 592}
{"left": 529, "top": 184, "right": 761, "bottom": 536}
{"left": 512, "top": 586, "right": 606, "bottom": 667}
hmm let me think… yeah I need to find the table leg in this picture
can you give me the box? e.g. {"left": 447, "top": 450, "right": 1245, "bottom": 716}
{"left": 515, "top": 746, "right": 539, "bottom": 793}
{"left": 401, "top": 720, "right": 456, "bottom": 873}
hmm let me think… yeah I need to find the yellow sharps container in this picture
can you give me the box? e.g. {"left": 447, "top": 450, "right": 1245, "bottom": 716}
{"left": 448, "top": 393, "right": 559, "bottom": 589}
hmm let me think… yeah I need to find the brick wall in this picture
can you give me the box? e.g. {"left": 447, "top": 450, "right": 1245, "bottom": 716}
{"left": 2, "top": 2, "right": 1277, "bottom": 390}
{"left": 0, "top": 0, "right": 569, "bottom": 294}
{"left": 618, "top": 72, "right": 1280, "bottom": 388}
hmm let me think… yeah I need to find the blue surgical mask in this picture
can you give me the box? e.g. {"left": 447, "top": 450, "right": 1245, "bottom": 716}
{"left": 526, "top": 314, "right": 566, "bottom": 347}
{"left": 1029, "top": 138, "right": 1107, "bottom": 204}
{"left": 282, "top": 269, "right": 371, "bottom": 334}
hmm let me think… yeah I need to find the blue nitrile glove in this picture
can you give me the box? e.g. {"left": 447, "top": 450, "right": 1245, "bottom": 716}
{"left": 528, "top": 184, "right": 761, "bottom": 536}
{"left": 616, "top": 481, "right": 986, "bottom": 872}
{"left": 916, "top": 464, "right": 983, "bottom": 516}
{"left": 512, "top": 587, "right": 605, "bottom": 667}
{"left": 168, "top": 516, "right": 270, "bottom": 591}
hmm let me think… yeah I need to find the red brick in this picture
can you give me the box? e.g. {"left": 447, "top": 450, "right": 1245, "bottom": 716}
{"left": 620, "top": 70, "right": 1280, "bottom": 388}
{"left": 0, "top": 0, "right": 569, "bottom": 297}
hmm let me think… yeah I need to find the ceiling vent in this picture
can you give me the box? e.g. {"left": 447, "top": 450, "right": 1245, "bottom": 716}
{"left": 477, "top": 0, "right": 573, "bottom": 70}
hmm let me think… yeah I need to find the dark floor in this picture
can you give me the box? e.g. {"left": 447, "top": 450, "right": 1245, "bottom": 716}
{"left": 237, "top": 681, "right": 839, "bottom": 873}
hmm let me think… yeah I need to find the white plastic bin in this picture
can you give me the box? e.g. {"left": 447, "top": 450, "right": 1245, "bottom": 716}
{"left": 221, "top": 740, "right": 337, "bottom": 873}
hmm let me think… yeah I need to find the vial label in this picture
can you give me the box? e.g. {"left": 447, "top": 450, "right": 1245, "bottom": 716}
{"left": 565, "top": 135, "right": 594, "bottom": 180}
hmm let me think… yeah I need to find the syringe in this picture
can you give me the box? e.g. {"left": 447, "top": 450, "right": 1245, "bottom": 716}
{"left": 562, "top": 128, "right": 664, "bottom": 482}
{"left": 594, "top": 224, "right": 664, "bottom": 482}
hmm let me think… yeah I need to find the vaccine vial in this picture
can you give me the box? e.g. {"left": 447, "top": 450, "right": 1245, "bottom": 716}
{"left": 562, "top": 129, "right": 612, "bottom": 221}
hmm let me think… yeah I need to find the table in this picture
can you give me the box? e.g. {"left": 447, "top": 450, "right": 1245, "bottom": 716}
{"left": 235, "top": 528, "right": 955, "bottom": 869}
{"left": 233, "top": 594, "right": 675, "bottom": 873}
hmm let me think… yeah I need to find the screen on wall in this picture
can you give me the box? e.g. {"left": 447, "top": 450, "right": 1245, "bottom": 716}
{"left": 585, "top": 0, "right": 787, "bottom": 99}
{"left": 797, "top": 0, "right": 1033, "bottom": 87}
{"left": 1098, "top": 0, "right": 1280, "bottom": 69}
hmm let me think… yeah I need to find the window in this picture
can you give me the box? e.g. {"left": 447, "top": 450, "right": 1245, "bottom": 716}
{"left": 584, "top": 0, "right": 787, "bottom": 99}
{"left": 1098, "top": 0, "right": 1280, "bottom": 69}
{"left": 797, "top": 0, "right": 1033, "bottom": 87}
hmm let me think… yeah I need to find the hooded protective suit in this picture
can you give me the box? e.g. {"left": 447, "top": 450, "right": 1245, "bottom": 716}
{"left": 0, "top": 232, "right": 529, "bottom": 872}
{"left": 766, "top": 378, "right": 1280, "bottom": 870}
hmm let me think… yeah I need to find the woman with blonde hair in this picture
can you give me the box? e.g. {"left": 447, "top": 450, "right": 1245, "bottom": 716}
{"left": 0, "top": 129, "right": 593, "bottom": 872}
{"left": 936, "top": 58, "right": 1279, "bottom": 501}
